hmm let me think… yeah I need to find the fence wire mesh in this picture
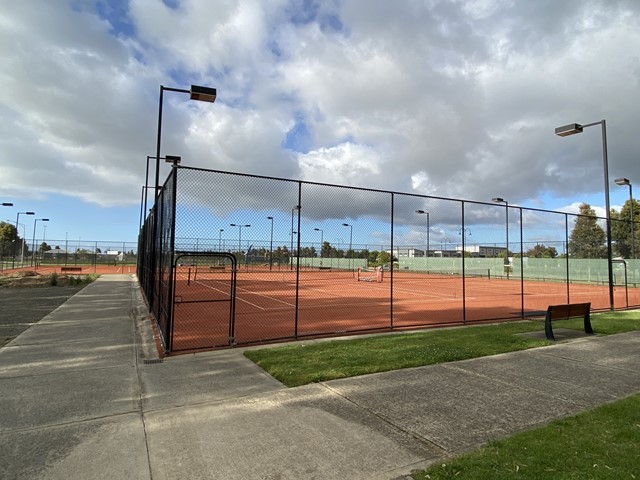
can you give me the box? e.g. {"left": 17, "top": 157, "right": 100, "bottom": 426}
{"left": 137, "top": 166, "right": 640, "bottom": 353}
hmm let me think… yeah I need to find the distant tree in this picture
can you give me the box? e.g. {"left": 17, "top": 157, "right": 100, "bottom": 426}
{"left": 376, "top": 251, "right": 391, "bottom": 266}
{"left": 39, "top": 242, "right": 52, "bottom": 253}
{"left": 568, "top": 203, "right": 607, "bottom": 258}
{"left": 611, "top": 199, "right": 640, "bottom": 258}
{"left": 525, "top": 244, "right": 558, "bottom": 258}
{"left": 0, "top": 222, "right": 21, "bottom": 257}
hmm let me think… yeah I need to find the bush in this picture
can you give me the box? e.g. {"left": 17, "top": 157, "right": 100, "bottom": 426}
{"left": 49, "top": 273, "right": 58, "bottom": 286}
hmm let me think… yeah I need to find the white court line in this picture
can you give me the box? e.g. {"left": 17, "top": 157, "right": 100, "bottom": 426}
{"left": 193, "top": 280, "right": 297, "bottom": 310}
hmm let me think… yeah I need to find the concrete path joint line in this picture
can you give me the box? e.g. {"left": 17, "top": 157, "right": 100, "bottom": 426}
{"left": 440, "top": 363, "right": 594, "bottom": 410}
{"left": 319, "top": 381, "right": 451, "bottom": 457}
{"left": 539, "top": 350, "right": 639, "bottom": 373}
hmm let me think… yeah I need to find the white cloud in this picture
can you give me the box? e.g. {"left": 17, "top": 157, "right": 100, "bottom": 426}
{"left": 1, "top": 0, "right": 640, "bottom": 235}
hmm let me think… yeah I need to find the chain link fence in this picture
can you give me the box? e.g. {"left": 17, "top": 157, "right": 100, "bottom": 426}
{"left": 138, "top": 166, "right": 640, "bottom": 353}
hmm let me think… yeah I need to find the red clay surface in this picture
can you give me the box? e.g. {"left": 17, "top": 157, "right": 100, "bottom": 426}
{"left": 1, "top": 265, "right": 136, "bottom": 275}
{"left": 169, "top": 267, "right": 640, "bottom": 352}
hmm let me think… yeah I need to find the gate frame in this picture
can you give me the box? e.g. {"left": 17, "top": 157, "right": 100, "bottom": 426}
{"left": 170, "top": 252, "right": 237, "bottom": 353}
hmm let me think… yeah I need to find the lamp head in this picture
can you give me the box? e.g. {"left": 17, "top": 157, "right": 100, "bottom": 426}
{"left": 2, "top": 203, "right": 13, "bottom": 207}
{"left": 555, "top": 123, "right": 583, "bottom": 137}
{"left": 492, "top": 197, "right": 505, "bottom": 203}
{"left": 190, "top": 85, "right": 217, "bottom": 103}
{"left": 415, "top": 209, "right": 426, "bottom": 214}
{"left": 165, "top": 155, "right": 181, "bottom": 165}
{"left": 615, "top": 177, "right": 631, "bottom": 186}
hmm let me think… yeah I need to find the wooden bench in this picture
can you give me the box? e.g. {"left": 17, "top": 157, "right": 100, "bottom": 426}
{"left": 545, "top": 302, "right": 593, "bottom": 341}
{"left": 60, "top": 266, "right": 83, "bottom": 273}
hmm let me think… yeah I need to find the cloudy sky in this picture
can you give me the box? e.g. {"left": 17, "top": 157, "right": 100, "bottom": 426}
{"left": 1, "top": 0, "right": 640, "bottom": 247}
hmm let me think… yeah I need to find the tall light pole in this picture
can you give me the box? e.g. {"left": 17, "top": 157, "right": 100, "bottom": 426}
{"left": 219, "top": 229, "right": 224, "bottom": 251}
{"left": 314, "top": 228, "right": 324, "bottom": 262}
{"left": 415, "top": 210, "right": 430, "bottom": 257}
{"left": 459, "top": 227, "right": 471, "bottom": 250}
{"left": 151, "top": 84, "right": 216, "bottom": 313}
{"left": 615, "top": 177, "right": 635, "bottom": 259}
{"left": 230, "top": 224, "right": 250, "bottom": 256}
{"left": 556, "top": 120, "right": 614, "bottom": 310}
{"left": 290, "top": 206, "right": 300, "bottom": 270}
{"left": 32, "top": 218, "right": 49, "bottom": 266}
{"left": 14, "top": 211, "right": 34, "bottom": 268}
{"left": 267, "top": 216, "right": 274, "bottom": 270}
{"left": 342, "top": 223, "right": 353, "bottom": 269}
{"left": 492, "top": 198, "right": 509, "bottom": 277}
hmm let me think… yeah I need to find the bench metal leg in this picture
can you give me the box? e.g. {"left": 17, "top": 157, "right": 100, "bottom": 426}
{"left": 584, "top": 311, "right": 594, "bottom": 335}
{"left": 544, "top": 312, "right": 556, "bottom": 341}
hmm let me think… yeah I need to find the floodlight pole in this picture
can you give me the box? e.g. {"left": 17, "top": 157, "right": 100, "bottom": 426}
{"left": 31, "top": 218, "right": 49, "bottom": 267}
{"left": 415, "top": 210, "right": 430, "bottom": 258}
{"left": 14, "top": 211, "right": 34, "bottom": 268}
{"left": 314, "top": 228, "right": 323, "bottom": 264}
{"left": 151, "top": 84, "right": 216, "bottom": 319}
{"left": 230, "top": 224, "right": 250, "bottom": 255}
{"left": 615, "top": 178, "right": 635, "bottom": 259}
{"left": 218, "top": 229, "right": 224, "bottom": 251}
{"left": 267, "top": 217, "right": 274, "bottom": 270}
{"left": 492, "top": 198, "right": 509, "bottom": 278}
{"left": 555, "top": 120, "right": 614, "bottom": 310}
{"left": 290, "top": 207, "right": 299, "bottom": 271}
{"left": 342, "top": 223, "right": 353, "bottom": 270}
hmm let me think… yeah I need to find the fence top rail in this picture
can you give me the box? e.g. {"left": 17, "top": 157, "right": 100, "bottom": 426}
{"left": 175, "top": 166, "right": 607, "bottom": 220}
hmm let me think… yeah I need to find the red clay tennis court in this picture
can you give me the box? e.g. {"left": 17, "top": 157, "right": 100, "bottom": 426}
{"left": 168, "top": 265, "right": 638, "bottom": 353}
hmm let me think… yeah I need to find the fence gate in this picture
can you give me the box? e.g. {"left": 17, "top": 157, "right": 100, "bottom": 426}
{"left": 170, "top": 252, "right": 237, "bottom": 352}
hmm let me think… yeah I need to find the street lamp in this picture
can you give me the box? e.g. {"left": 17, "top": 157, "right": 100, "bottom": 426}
{"left": 155, "top": 85, "right": 215, "bottom": 200}
{"left": 342, "top": 223, "right": 353, "bottom": 269}
{"left": 14, "top": 211, "right": 34, "bottom": 268}
{"left": 229, "top": 224, "right": 250, "bottom": 255}
{"left": 492, "top": 198, "right": 509, "bottom": 277}
{"left": 314, "top": 228, "right": 324, "bottom": 261}
{"left": 555, "top": 120, "right": 614, "bottom": 310}
{"left": 267, "top": 216, "right": 274, "bottom": 270}
{"left": 32, "top": 218, "right": 49, "bottom": 267}
{"left": 615, "top": 177, "right": 635, "bottom": 259}
{"left": 218, "top": 229, "right": 224, "bottom": 251}
{"left": 415, "top": 210, "right": 430, "bottom": 257}
{"left": 2, "top": 203, "right": 13, "bottom": 207}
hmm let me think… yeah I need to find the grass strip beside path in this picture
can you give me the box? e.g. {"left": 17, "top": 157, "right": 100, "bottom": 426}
{"left": 244, "top": 311, "right": 640, "bottom": 388}
{"left": 412, "top": 392, "right": 640, "bottom": 479}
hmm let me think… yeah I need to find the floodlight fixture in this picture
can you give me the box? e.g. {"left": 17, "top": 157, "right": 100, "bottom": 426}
{"left": 615, "top": 177, "right": 630, "bottom": 186}
{"left": 554, "top": 123, "right": 584, "bottom": 137}
{"left": 2, "top": 203, "right": 13, "bottom": 207}
{"left": 190, "top": 85, "right": 217, "bottom": 103}
{"left": 165, "top": 155, "right": 181, "bottom": 165}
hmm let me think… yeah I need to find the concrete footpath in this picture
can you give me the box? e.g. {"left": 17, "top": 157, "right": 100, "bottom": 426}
{"left": 1, "top": 275, "right": 639, "bottom": 479}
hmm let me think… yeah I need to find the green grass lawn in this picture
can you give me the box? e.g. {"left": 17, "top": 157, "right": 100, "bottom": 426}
{"left": 243, "top": 311, "right": 640, "bottom": 387}
{"left": 412, "top": 392, "right": 640, "bottom": 479}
